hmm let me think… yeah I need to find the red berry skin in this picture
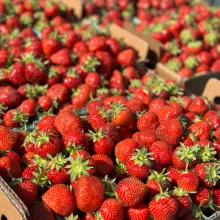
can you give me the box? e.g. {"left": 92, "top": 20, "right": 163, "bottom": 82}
{"left": 191, "top": 186, "right": 210, "bottom": 206}
{"left": 46, "top": 168, "right": 70, "bottom": 184}
{"left": 100, "top": 198, "right": 124, "bottom": 220}
{"left": 177, "top": 172, "right": 199, "bottom": 192}
{"left": 149, "top": 197, "right": 179, "bottom": 220}
{"left": 42, "top": 184, "right": 76, "bottom": 217}
{"left": 74, "top": 175, "right": 105, "bottom": 212}
{"left": 116, "top": 177, "right": 147, "bottom": 207}
{"left": 14, "top": 180, "right": 38, "bottom": 207}
{"left": 92, "top": 136, "right": 114, "bottom": 156}
{"left": 125, "top": 203, "right": 150, "bottom": 220}
{"left": 0, "top": 125, "right": 17, "bottom": 151}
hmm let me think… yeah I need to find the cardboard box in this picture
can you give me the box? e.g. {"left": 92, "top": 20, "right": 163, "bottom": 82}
{"left": 0, "top": 176, "right": 29, "bottom": 220}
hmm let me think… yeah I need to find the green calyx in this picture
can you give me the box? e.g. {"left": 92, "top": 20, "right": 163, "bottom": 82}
{"left": 0, "top": 104, "right": 7, "bottom": 116}
{"left": 23, "top": 130, "right": 37, "bottom": 147}
{"left": 66, "top": 68, "right": 77, "bottom": 77}
{"left": 81, "top": 56, "right": 100, "bottom": 72}
{"left": 170, "top": 96, "right": 184, "bottom": 105}
{"left": 66, "top": 154, "right": 92, "bottom": 181}
{"left": 184, "top": 14, "right": 196, "bottom": 26}
{"left": 177, "top": 143, "right": 200, "bottom": 170}
{"left": 165, "top": 59, "right": 182, "bottom": 72}
{"left": 184, "top": 56, "right": 199, "bottom": 70}
{"left": 89, "top": 129, "right": 105, "bottom": 142}
{"left": 32, "top": 167, "right": 51, "bottom": 187}
{"left": 191, "top": 204, "right": 208, "bottom": 219}
{"left": 187, "top": 41, "right": 202, "bottom": 48}
{"left": 115, "top": 158, "right": 128, "bottom": 174}
{"left": 155, "top": 190, "right": 170, "bottom": 202}
{"left": 33, "top": 155, "right": 48, "bottom": 168}
{"left": 13, "top": 109, "right": 29, "bottom": 124}
{"left": 48, "top": 67, "right": 59, "bottom": 79}
{"left": 198, "top": 144, "right": 217, "bottom": 162}
{"left": 35, "top": 132, "right": 50, "bottom": 147}
{"left": 47, "top": 153, "right": 67, "bottom": 171}
{"left": 24, "top": 84, "right": 48, "bottom": 99}
{"left": 173, "top": 187, "right": 189, "bottom": 197}
{"left": 205, "top": 163, "right": 220, "bottom": 186}
{"left": 180, "top": 29, "right": 195, "bottom": 44}
{"left": 205, "top": 32, "right": 219, "bottom": 46}
{"left": 101, "top": 175, "right": 117, "bottom": 197}
{"left": 110, "top": 88, "right": 122, "bottom": 96}
{"left": 151, "top": 23, "right": 165, "bottom": 33}
{"left": 110, "top": 102, "right": 125, "bottom": 117}
{"left": 65, "top": 142, "right": 84, "bottom": 154}
{"left": 97, "top": 87, "right": 109, "bottom": 95}
{"left": 129, "top": 79, "right": 142, "bottom": 88}
{"left": 34, "top": 20, "right": 49, "bottom": 32}
{"left": 131, "top": 147, "right": 153, "bottom": 167}
{"left": 20, "top": 14, "right": 33, "bottom": 26}
{"left": 148, "top": 169, "right": 170, "bottom": 183}
{"left": 166, "top": 40, "right": 181, "bottom": 56}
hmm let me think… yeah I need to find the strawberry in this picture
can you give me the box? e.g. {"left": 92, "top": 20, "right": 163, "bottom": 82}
{"left": 126, "top": 147, "right": 152, "bottom": 180}
{"left": 110, "top": 102, "right": 135, "bottom": 130}
{"left": 177, "top": 171, "right": 199, "bottom": 192}
{"left": 22, "top": 53, "right": 47, "bottom": 83}
{"left": 197, "top": 51, "right": 212, "bottom": 65}
{"left": 156, "top": 119, "right": 183, "bottom": 146}
{"left": 125, "top": 203, "right": 150, "bottom": 220}
{"left": 46, "top": 83, "right": 69, "bottom": 105}
{"left": 211, "top": 59, "right": 220, "bottom": 72}
{"left": 54, "top": 111, "right": 82, "bottom": 135}
{"left": 87, "top": 111, "right": 109, "bottom": 130}
{"left": 99, "top": 198, "right": 124, "bottom": 220}
{"left": 211, "top": 44, "right": 220, "bottom": 60}
{"left": 13, "top": 180, "right": 38, "bottom": 207}
{"left": 133, "top": 88, "right": 152, "bottom": 106}
{"left": 96, "top": 51, "right": 113, "bottom": 76}
{"left": 148, "top": 98, "right": 166, "bottom": 115}
{"left": 173, "top": 188, "right": 192, "bottom": 218}
{"left": 167, "top": 166, "right": 181, "bottom": 185}
{"left": 115, "top": 138, "right": 139, "bottom": 163}
{"left": 146, "top": 169, "right": 171, "bottom": 198}
{"left": 137, "top": 112, "right": 159, "bottom": 131}
{"left": 66, "top": 150, "right": 95, "bottom": 183}
{"left": 74, "top": 175, "right": 105, "bottom": 212}
{"left": 0, "top": 155, "right": 21, "bottom": 181}
{"left": 188, "top": 97, "right": 209, "bottom": 116}
{"left": 88, "top": 35, "right": 107, "bottom": 52}
{"left": 117, "top": 49, "right": 136, "bottom": 67}
{"left": 38, "top": 96, "right": 53, "bottom": 111}
{"left": 150, "top": 141, "right": 173, "bottom": 166}
{"left": 213, "top": 188, "right": 220, "bottom": 210}
{"left": 50, "top": 48, "right": 76, "bottom": 67}
{"left": 89, "top": 129, "right": 114, "bottom": 155}
{"left": 106, "top": 37, "right": 121, "bottom": 56}
{"left": 194, "top": 163, "right": 220, "bottom": 188}
{"left": 0, "top": 86, "right": 22, "bottom": 108}
{"left": 203, "top": 110, "right": 220, "bottom": 130}
{"left": 37, "top": 115, "right": 58, "bottom": 136}
{"left": 92, "top": 154, "right": 113, "bottom": 176}
{"left": 18, "top": 99, "right": 37, "bottom": 118}
{"left": 172, "top": 144, "right": 199, "bottom": 170}
{"left": 8, "top": 61, "right": 26, "bottom": 85}
{"left": 42, "top": 184, "right": 76, "bottom": 217}
{"left": 189, "top": 121, "right": 211, "bottom": 140}
{"left": 183, "top": 41, "right": 203, "bottom": 54}
{"left": 116, "top": 177, "right": 147, "bottom": 207}
{"left": 191, "top": 186, "right": 210, "bottom": 206}
{"left": 178, "top": 67, "right": 192, "bottom": 78}
{"left": 0, "top": 125, "right": 17, "bottom": 151}
{"left": 149, "top": 193, "right": 178, "bottom": 220}
{"left": 126, "top": 98, "right": 146, "bottom": 113}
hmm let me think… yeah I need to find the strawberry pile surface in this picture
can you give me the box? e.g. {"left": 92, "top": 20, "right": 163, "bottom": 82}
{"left": 0, "top": 0, "right": 220, "bottom": 220}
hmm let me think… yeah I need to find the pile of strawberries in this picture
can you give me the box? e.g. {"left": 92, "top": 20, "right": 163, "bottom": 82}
{"left": 0, "top": 0, "right": 220, "bottom": 220}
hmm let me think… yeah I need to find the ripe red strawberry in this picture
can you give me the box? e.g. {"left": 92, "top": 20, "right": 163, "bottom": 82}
{"left": 148, "top": 98, "right": 166, "bottom": 115}
{"left": 116, "top": 177, "right": 147, "bottom": 207}
{"left": 156, "top": 119, "right": 183, "bottom": 146}
{"left": 213, "top": 188, "right": 220, "bottom": 210}
{"left": 29, "top": 202, "right": 55, "bottom": 220}
{"left": 173, "top": 188, "right": 192, "bottom": 218}
{"left": 111, "top": 103, "right": 135, "bottom": 130}
{"left": 177, "top": 171, "right": 199, "bottom": 192}
{"left": 50, "top": 48, "right": 76, "bottom": 67}
{"left": 126, "top": 148, "right": 152, "bottom": 180}
{"left": 74, "top": 175, "right": 105, "bottom": 212}
{"left": 149, "top": 194, "right": 178, "bottom": 220}
{"left": 150, "top": 141, "right": 173, "bottom": 166}
{"left": 194, "top": 163, "right": 220, "bottom": 188}
{"left": 146, "top": 170, "right": 171, "bottom": 198}
{"left": 85, "top": 71, "right": 101, "bottom": 89}
{"left": 106, "top": 37, "right": 121, "bottom": 56}
{"left": 172, "top": 144, "right": 199, "bottom": 170}
{"left": 46, "top": 83, "right": 69, "bottom": 105}
{"left": 117, "top": 49, "right": 136, "bottom": 67}
{"left": 157, "top": 105, "right": 182, "bottom": 124}
{"left": 88, "top": 35, "right": 107, "bottom": 52}
{"left": 92, "top": 154, "right": 113, "bottom": 176}
{"left": 167, "top": 166, "right": 181, "bottom": 185}
{"left": 125, "top": 203, "right": 150, "bottom": 220}
{"left": 133, "top": 88, "right": 152, "bottom": 106}
{"left": 99, "top": 198, "right": 124, "bottom": 220}
{"left": 137, "top": 112, "right": 159, "bottom": 131}
{"left": 22, "top": 53, "right": 47, "bottom": 83}
{"left": 0, "top": 49, "right": 8, "bottom": 67}
{"left": 37, "top": 115, "right": 58, "bottom": 136}
{"left": 42, "top": 184, "right": 76, "bottom": 217}
{"left": 191, "top": 186, "right": 210, "bottom": 206}
{"left": 18, "top": 99, "right": 37, "bottom": 118}
{"left": 38, "top": 96, "right": 53, "bottom": 111}
{"left": 101, "top": 122, "right": 120, "bottom": 143}
{"left": 13, "top": 180, "right": 38, "bottom": 207}
{"left": 54, "top": 111, "right": 83, "bottom": 135}
{"left": 189, "top": 121, "right": 211, "bottom": 140}
{"left": 42, "top": 36, "right": 61, "bottom": 57}
{"left": 87, "top": 111, "right": 109, "bottom": 130}
{"left": 126, "top": 98, "right": 146, "bottom": 113}
{"left": 0, "top": 125, "right": 17, "bottom": 151}
{"left": 0, "top": 86, "right": 22, "bottom": 108}
{"left": 89, "top": 129, "right": 114, "bottom": 155}
{"left": 8, "top": 61, "right": 26, "bottom": 85}
{"left": 188, "top": 97, "right": 209, "bottom": 116}
{"left": 0, "top": 156, "right": 21, "bottom": 181}
{"left": 115, "top": 138, "right": 139, "bottom": 163}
